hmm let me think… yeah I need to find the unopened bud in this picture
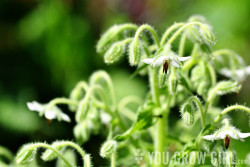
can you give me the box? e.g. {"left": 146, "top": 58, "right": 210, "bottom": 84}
{"left": 74, "top": 122, "right": 89, "bottom": 145}
{"left": 199, "top": 24, "right": 216, "bottom": 45}
{"left": 129, "top": 39, "right": 142, "bottom": 66}
{"left": 104, "top": 42, "right": 124, "bottom": 64}
{"left": 16, "top": 144, "right": 37, "bottom": 164}
{"left": 181, "top": 103, "right": 194, "bottom": 126}
{"left": 169, "top": 70, "right": 178, "bottom": 94}
{"left": 100, "top": 140, "right": 117, "bottom": 158}
{"left": 75, "top": 98, "right": 89, "bottom": 122}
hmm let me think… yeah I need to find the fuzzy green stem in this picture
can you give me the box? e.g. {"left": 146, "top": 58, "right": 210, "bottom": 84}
{"left": 160, "top": 22, "right": 185, "bottom": 46}
{"left": 48, "top": 98, "right": 78, "bottom": 108}
{"left": 111, "top": 153, "right": 116, "bottom": 167}
{"left": 182, "top": 44, "right": 199, "bottom": 74}
{"left": 213, "top": 105, "right": 250, "bottom": 125}
{"left": 188, "top": 96, "right": 205, "bottom": 128}
{"left": 134, "top": 24, "right": 160, "bottom": 48}
{"left": 149, "top": 68, "right": 160, "bottom": 106}
{"left": 166, "top": 22, "right": 203, "bottom": 45}
{"left": 179, "top": 33, "right": 187, "bottom": 57}
{"left": 29, "top": 143, "right": 73, "bottom": 167}
{"left": 154, "top": 96, "right": 171, "bottom": 167}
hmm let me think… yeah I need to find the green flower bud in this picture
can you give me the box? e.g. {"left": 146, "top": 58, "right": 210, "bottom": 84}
{"left": 185, "top": 25, "right": 203, "bottom": 44}
{"left": 74, "top": 122, "right": 90, "bottom": 145}
{"left": 104, "top": 42, "right": 125, "bottom": 64}
{"left": 100, "top": 140, "right": 117, "bottom": 158}
{"left": 69, "top": 81, "right": 88, "bottom": 111}
{"left": 41, "top": 142, "right": 65, "bottom": 161}
{"left": 129, "top": 39, "right": 142, "bottom": 66}
{"left": 199, "top": 24, "right": 216, "bottom": 45}
{"left": 75, "top": 98, "right": 89, "bottom": 123}
{"left": 159, "top": 66, "right": 167, "bottom": 88}
{"left": 169, "top": 69, "right": 178, "bottom": 94}
{"left": 16, "top": 144, "right": 37, "bottom": 164}
{"left": 181, "top": 103, "right": 194, "bottom": 126}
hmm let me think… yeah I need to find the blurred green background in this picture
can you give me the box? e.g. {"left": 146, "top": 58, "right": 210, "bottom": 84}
{"left": 0, "top": 0, "right": 250, "bottom": 166}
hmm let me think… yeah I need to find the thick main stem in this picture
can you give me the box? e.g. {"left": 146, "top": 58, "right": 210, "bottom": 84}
{"left": 149, "top": 68, "right": 168, "bottom": 167}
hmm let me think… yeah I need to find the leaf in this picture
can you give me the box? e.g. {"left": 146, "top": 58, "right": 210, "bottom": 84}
{"left": 114, "top": 102, "right": 155, "bottom": 142}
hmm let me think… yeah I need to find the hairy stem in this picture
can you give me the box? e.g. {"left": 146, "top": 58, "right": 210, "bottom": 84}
{"left": 30, "top": 143, "right": 73, "bottom": 167}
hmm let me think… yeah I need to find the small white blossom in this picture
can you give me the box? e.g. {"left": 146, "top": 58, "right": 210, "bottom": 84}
{"left": 142, "top": 52, "right": 191, "bottom": 68}
{"left": 219, "top": 66, "right": 250, "bottom": 82}
{"left": 203, "top": 119, "right": 250, "bottom": 142}
{"left": 27, "top": 101, "right": 71, "bottom": 122}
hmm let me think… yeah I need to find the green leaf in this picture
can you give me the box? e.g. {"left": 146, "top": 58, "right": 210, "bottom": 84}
{"left": 114, "top": 102, "right": 155, "bottom": 141}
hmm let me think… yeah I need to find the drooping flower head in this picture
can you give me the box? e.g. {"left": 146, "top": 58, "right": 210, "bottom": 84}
{"left": 203, "top": 119, "right": 250, "bottom": 149}
{"left": 27, "top": 101, "right": 71, "bottom": 122}
{"left": 142, "top": 51, "right": 190, "bottom": 74}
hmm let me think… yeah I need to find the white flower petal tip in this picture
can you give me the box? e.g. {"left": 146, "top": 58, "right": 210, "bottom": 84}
{"left": 61, "top": 113, "right": 71, "bottom": 122}
{"left": 178, "top": 56, "right": 191, "bottom": 61}
{"left": 202, "top": 135, "right": 215, "bottom": 141}
{"left": 141, "top": 58, "right": 154, "bottom": 65}
{"left": 27, "top": 101, "right": 43, "bottom": 112}
{"left": 238, "top": 132, "right": 250, "bottom": 139}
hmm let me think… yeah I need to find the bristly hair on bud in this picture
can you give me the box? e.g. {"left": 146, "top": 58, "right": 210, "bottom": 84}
{"left": 16, "top": 144, "right": 37, "bottom": 165}
{"left": 129, "top": 39, "right": 142, "bottom": 66}
{"left": 104, "top": 38, "right": 132, "bottom": 64}
{"left": 100, "top": 140, "right": 117, "bottom": 158}
{"left": 180, "top": 102, "right": 194, "bottom": 126}
{"left": 199, "top": 24, "right": 216, "bottom": 45}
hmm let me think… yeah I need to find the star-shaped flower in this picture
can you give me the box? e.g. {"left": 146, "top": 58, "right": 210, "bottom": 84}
{"left": 27, "top": 101, "right": 71, "bottom": 122}
{"left": 203, "top": 119, "right": 250, "bottom": 149}
{"left": 142, "top": 52, "right": 190, "bottom": 73}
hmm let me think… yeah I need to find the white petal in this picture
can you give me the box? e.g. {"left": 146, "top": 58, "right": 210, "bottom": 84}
{"left": 142, "top": 58, "right": 154, "bottom": 65}
{"left": 27, "top": 101, "right": 43, "bottom": 112}
{"left": 203, "top": 134, "right": 216, "bottom": 141}
{"left": 60, "top": 112, "right": 71, "bottom": 122}
{"left": 44, "top": 110, "right": 57, "bottom": 120}
{"left": 238, "top": 132, "right": 250, "bottom": 139}
{"left": 178, "top": 56, "right": 191, "bottom": 61}
{"left": 245, "top": 66, "right": 250, "bottom": 74}
{"left": 219, "top": 68, "right": 232, "bottom": 77}
{"left": 171, "top": 59, "right": 181, "bottom": 68}
{"left": 153, "top": 56, "right": 168, "bottom": 67}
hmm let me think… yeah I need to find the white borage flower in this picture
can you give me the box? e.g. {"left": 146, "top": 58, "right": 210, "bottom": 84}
{"left": 219, "top": 66, "right": 250, "bottom": 82}
{"left": 142, "top": 51, "right": 191, "bottom": 74}
{"left": 203, "top": 119, "right": 250, "bottom": 149}
{"left": 27, "top": 101, "right": 71, "bottom": 122}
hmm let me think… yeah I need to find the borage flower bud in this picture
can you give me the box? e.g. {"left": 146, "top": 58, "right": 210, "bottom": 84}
{"left": 181, "top": 103, "right": 194, "bottom": 126}
{"left": 74, "top": 122, "right": 90, "bottom": 145}
{"left": 199, "top": 24, "right": 216, "bottom": 45}
{"left": 100, "top": 140, "right": 117, "bottom": 158}
{"left": 104, "top": 41, "right": 125, "bottom": 64}
{"left": 129, "top": 39, "right": 142, "bottom": 66}
{"left": 16, "top": 144, "right": 37, "bottom": 164}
